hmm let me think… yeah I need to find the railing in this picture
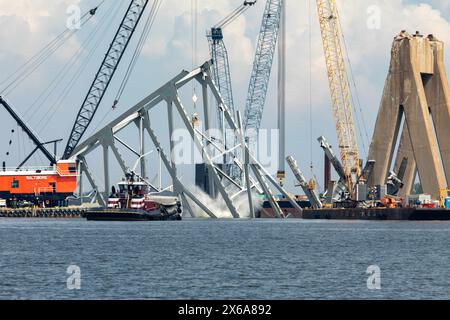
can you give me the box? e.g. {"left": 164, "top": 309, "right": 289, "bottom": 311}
{"left": 35, "top": 187, "right": 55, "bottom": 195}
{"left": 0, "top": 165, "right": 79, "bottom": 179}
{"left": 56, "top": 166, "right": 79, "bottom": 177}
{"left": 1, "top": 166, "right": 55, "bottom": 173}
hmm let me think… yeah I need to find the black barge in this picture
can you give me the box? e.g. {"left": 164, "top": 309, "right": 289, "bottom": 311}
{"left": 85, "top": 207, "right": 181, "bottom": 221}
{"left": 302, "top": 207, "right": 450, "bottom": 221}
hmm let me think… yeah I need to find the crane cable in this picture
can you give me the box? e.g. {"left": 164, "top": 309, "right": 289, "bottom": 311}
{"left": 308, "top": 0, "right": 313, "bottom": 175}
{"left": 191, "top": 0, "right": 198, "bottom": 108}
{"left": 5, "top": 128, "right": 14, "bottom": 157}
{"left": 334, "top": 2, "right": 370, "bottom": 157}
{"left": 307, "top": 0, "right": 322, "bottom": 192}
{"left": 113, "top": 0, "right": 163, "bottom": 107}
{"left": 0, "top": 4, "right": 104, "bottom": 96}
{"left": 36, "top": 1, "right": 123, "bottom": 134}
{"left": 88, "top": 0, "right": 164, "bottom": 136}
{"left": 214, "top": 2, "right": 254, "bottom": 29}
{"left": 23, "top": 1, "right": 119, "bottom": 125}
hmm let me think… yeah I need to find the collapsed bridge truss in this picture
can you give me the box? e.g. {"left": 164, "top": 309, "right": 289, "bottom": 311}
{"left": 70, "top": 61, "right": 302, "bottom": 218}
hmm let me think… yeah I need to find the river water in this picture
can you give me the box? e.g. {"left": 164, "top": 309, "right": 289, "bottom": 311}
{"left": 0, "top": 218, "right": 449, "bottom": 299}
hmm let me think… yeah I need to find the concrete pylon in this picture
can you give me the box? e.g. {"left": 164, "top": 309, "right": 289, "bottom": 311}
{"left": 368, "top": 31, "right": 450, "bottom": 199}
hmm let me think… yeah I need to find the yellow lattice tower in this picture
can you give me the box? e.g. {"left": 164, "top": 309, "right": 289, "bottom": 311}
{"left": 316, "top": 0, "right": 361, "bottom": 192}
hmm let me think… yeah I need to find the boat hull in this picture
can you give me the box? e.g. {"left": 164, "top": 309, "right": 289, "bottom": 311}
{"left": 85, "top": 207, "right": 182, "bottom": 221}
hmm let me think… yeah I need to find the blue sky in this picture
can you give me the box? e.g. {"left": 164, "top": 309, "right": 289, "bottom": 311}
{"left": 0, "top": 0, "right": 449, "bottom": 193}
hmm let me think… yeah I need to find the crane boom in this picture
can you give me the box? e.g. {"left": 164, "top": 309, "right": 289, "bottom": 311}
{"left": 207, "top": 1, "right": 256, "bottom": 182}
{"left": 316, "top": 0, "right": 360, "bottom": 192}
{"left": 0, "top": 96, "right": 56, "bottom": 165}
{"left": 207, "top": 1, "right": 256, "bottom": 125}
{"left": 63, "top": 0, "right": 150, "bottom": 159}
{"left": 286, "top": 156, "right": 323, "bottom": 209}
{"left": 207, "top": 28, "right": 235, "bottom": 123}
{"left": 244, "top": 0, "right": 283, "bottom": 141}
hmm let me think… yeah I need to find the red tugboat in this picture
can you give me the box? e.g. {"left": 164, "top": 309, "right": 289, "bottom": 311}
{"left": 85, "top": 174, "right": 182, "bottom": 221}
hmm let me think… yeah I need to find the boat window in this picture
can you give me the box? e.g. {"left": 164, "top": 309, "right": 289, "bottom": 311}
{"left": 11, "top": 179, "right": 19, "bottom": 188}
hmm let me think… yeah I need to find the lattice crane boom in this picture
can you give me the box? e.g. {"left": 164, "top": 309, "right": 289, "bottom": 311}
{"left": 316, "top": 0, "right": 360, "bottom": 191}
{"left": 63, "top": 0, "right": 150, "bottom": 159}
{"left": 244, "top": 0, "right": 283, "bottom": 141}
{"left": 207, "top": 1, "right": 256, "bottom": 124}
{"left": 207, "top": 1, "right": 256, "bottom": 183}
{"left": 207, "top": 28, "right": 235, "bottom": 123}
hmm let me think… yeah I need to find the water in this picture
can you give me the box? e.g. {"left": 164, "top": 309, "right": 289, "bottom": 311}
{"left": 1, "top": 218, "right": 450, "bottom": 300}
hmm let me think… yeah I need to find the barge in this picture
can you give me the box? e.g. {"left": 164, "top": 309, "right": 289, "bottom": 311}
{"left": 0, "top": 207, "right": 88, "bottom": 218}
{"left": 302, "top": 207, "right": 450, "bottom": 221}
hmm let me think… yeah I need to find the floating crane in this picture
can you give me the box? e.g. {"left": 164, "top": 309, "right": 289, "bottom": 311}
{"left": 244, "top": 0, "right": 283, "bottom": 145}
{"left": 63, "top": 0, "right": 150, "bottom": 159}
{"left": 316, "top": 0, "right": 361, "bottom": 195}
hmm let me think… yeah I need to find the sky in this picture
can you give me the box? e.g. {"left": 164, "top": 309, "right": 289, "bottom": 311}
{"left": 0, "top": 0, "right": 449, "bottom": 194}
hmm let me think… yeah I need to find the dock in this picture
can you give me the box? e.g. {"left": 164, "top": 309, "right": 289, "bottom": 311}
{"left": 0, "top": 207, "right": 92, "bottom": 219}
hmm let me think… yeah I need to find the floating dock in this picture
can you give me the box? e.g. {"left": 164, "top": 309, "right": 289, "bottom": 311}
{"left": 0, "top": 207, "right": 91, "bottom": 218}
{"left": 302, "top": 208, "right": 450, "bottom": 221}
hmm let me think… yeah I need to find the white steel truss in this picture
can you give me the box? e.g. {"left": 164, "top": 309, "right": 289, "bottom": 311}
{"left": 70, "top": 61, "right": 302, "bottom": 218}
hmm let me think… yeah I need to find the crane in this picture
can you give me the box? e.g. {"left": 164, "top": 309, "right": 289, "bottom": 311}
{"left": 316, "top": 0, "right": 361, "bottom": 194}
{"left": 286, "top": 155, "right": 323, "bottom": 209}
{"left": 244, "top": 0, "right": 283, "bottom": 144}
{"left": 0, "top": 96, "right": 60, "bottom": 168}
{"left": 207, "top": 1, "right": 256, "bottom": 183}
{"left": 63, "top": 0, "right": 150, "bottom": 159}
{"left": 207, "top": 1, "right": 256, "bottom": 125}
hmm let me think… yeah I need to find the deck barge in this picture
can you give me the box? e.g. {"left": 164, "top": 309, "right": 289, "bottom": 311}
{"left": 302, "top": 207, "right": 450, "bottom": 221}
{"left": 0, "top": 207, "right": 91, "bottom": 218}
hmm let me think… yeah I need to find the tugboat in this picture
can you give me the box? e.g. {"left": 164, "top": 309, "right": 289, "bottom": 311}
{"left": 85, "top": 174, "right": 182, "bottom": 221}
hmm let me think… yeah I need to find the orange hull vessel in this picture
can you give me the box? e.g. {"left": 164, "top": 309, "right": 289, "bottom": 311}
{"left": 0, "top": 160, "right": 77, "bottom": 207}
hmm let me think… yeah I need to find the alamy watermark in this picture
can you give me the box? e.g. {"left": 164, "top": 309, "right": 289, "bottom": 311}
{"left": 171, "top": 127, "right": 280, "bottom": 172}
{"left": 67, "top": 265, "right": 81, "bottom": 290}
{"left": 366, "top": 265, "right": 381, "bottom": 290}
{"left": 66, "top": 5, "right": 81, "bottom": 30}
{"left": 366, "top": 5, "right": 382, "bottom": 30}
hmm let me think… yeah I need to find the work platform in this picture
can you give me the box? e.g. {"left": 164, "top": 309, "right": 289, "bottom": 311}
{"left": 0, "top": 207, "right": 90, "bottom": 218}
{"left": 302, "top": 207, "right": 450, "bottom": 221}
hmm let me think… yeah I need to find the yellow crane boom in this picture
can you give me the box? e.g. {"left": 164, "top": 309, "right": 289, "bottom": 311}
{"left": 316, "top": 0, "right": 361, "bottom": 192}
